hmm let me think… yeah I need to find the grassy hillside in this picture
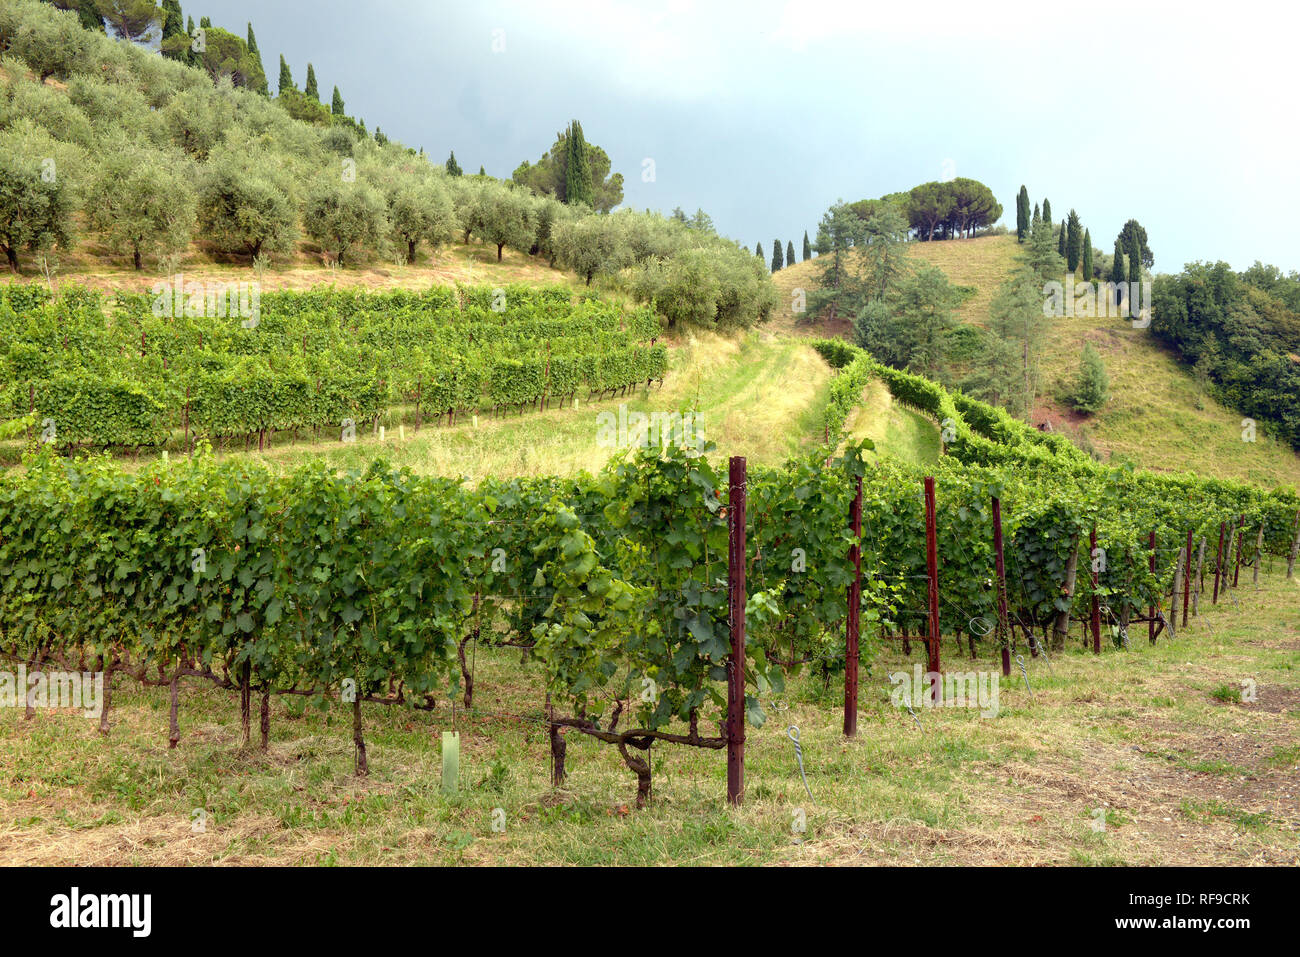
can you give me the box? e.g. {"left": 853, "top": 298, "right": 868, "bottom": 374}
{"left": 774, "top": 235, "right": 1300, "bottom": 488}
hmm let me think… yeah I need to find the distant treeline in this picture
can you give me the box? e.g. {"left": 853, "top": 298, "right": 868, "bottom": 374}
{"left": 1153, "top": 262, "right": 1300, "bottom": 452}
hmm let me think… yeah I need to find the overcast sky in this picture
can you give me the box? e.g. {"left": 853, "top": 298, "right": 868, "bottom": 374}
{"left": 202, "top": 0, "right": 1300, "bottom": 274}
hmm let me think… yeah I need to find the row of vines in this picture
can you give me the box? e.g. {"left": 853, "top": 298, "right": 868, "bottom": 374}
{"left": 0, "top": 282, "right": 666, "bottom": 451}
{"left": 3, "top": 406, "right": 1298, "bottom": 801}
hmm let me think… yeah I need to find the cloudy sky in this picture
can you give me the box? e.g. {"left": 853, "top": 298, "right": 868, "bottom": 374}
{"left": 204, "top": 0, "right": 1299, "bottom": 273}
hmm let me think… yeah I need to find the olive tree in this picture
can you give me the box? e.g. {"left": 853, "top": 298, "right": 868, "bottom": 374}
{"left": 304, "top": 178, "right": 385, "bottom": 266}
{"left": 90, "top": 145, "right": 196, "bottom": 269}
{"left": 477, "top": 183, "right": 534, "bottom": 261}
{"left": 385, "top": 176, "right": 454, "bottom": 263}
{"left": 197, "top": 154, "right": 297, "bottom": 261}
{"left": 0, "top": 130, "right": 76, "bottom": 271}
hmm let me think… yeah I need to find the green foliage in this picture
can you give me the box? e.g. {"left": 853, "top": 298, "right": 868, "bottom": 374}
{"left": 445, "top": 150, "right": 462, "bottom": 176}
{"left": 277, "top": 53, "right": 292, "bottom": 94}
{"left": 1152, "top": 262, "right": 1300, "bottom": 450}
{"left": 513, "top": 122, "right": 623, "bottom": 214}
{"left": 304, "top": 62, "right": 318, "bottom": 101}
{"left": 1066, "top": 342, "right": 1109, "bottom": 414}
{"left": 197, "top": 153, "right": 297, "bottom": 261}
{"left": 561, "top": 120, "right": 595, "bottom": 208}
{"left": 303, "top": 179, "right": 385, "bottom": 266}
{"left": 1117, "top": 219, "right": 1153, "bottom": 270}
{"left": 1065, "top": 209, "right": 1082, "bottom": 273}
{"left": 0, "top": 148, "right": 74, "bottom": 271}
{"left": 770, "top": 237, "right": 783, "bottom": 272}
{"left": 90, "top": 144, "right": 196, "bottom": 269}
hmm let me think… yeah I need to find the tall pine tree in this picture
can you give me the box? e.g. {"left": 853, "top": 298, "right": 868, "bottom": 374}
{"left": 755, "top": 242, "right": 764, "bottom": 260}
{"left": 1082, "top": 228, "right": 1093, "bottom": 279}
{"left": 1016, "top": 185, "right": 1030, "bottom": 242}
{"left": 786, "top": 240, "right": 796, "bottom": 267}
{"left": 331, "top": 86, "right": 345, "bottom": 116}
{"left": 771, "top": 238, "right": 783, "bottom": 271}
{"left": 304, "top": 63, "right": 319, "bottom": 101}
{"left": 445, "top": 151, "right": 462, "bottom": 176}
{"left": 278, "top": 55, "right": 293, "bottom": 95}
{"left": 1042, "top": 198, "right": 1052, "bottom": 227}
{"left": 1032, "top": 202, "right": 1040, "bottom": 226}
{"left": 802, "top": 230, "right": 811, "bottom": 261}
{"left": 1057, "top": 223, "right": 1066, "bottom": 258}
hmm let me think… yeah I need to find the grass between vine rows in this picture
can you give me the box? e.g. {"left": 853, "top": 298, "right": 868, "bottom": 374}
{"left": 1, "top": 563, "right": 1295, "bottom": 866}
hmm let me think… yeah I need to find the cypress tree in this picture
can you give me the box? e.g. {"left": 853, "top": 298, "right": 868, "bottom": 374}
{"left": 278, "top": 55, "right": 293, "bottom": 95}
{"left": 159, "top": 1, "right": 184, "bottom": 60}
{"left": 1042, "top": 198, "right": 1052, "bottom": 226}
{"left": 1016, "top": 185, "right": 1029, "bottom": 242}
{"left": 1057, "top": 224, "right": 1066, "bottom": 258}
{"left": 331, "top": 86, "right": 345, "bottom": 116}
{"left": 304, "top": 63, "right": 319, "bottom": 101}
{"left": 1082, "top": 229, "right": 1093, "bottom": 280}
{"left": 1110, "top": 239, "right": 1126, "bottom": 307}
{"left": 787, "top": 240, "right": 796, "bottom": 267}
{"left": 185, "top": 16, "right": 197, "bottom": 64}
{"left": 802, "top": 230, "right": 811, "bottom": 261}
{"left": 771, "top": 238, "right": 783, "bottom": 272}
{"left": 161, "top": 1, "right": 186, "bottom": 59}
{"left": 564, "top": 120, "right": 593, "bottom": 207}
{"left": 756, "top": 242, "right": 764, "bottom": 260}
{"left": 1065, "top": 210, "right": 1082, "bottom": 273}
{"left": 479, "top": 165, "right": 485, "bottom": 175}
{"left": 1032, "top": 202, "right": 1040, "bottom": 226}
{"left": 1127, "top": 230, "right": 1142, "bottom": 285}
{"left": 245, "top": 23, "right": 268, "bottom": 94}
{"left": 199, "top": 16, "right": 211, "bottom": 28}
{"left": 445, "top": 151, "right": 462, "bottom": 176}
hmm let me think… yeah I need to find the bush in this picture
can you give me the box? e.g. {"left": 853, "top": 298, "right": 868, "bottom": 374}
{"left": 1066, "top": 343, "right": 1109, "bottom": 414}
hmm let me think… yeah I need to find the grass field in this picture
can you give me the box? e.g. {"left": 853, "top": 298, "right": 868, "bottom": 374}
{"left": 2, "top": 565, "right": 1295, "bottom": 866}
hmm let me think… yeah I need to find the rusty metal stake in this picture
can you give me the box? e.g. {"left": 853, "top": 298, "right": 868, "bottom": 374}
{"left": 726, "top": 455, "right": 747, "bottom": 806}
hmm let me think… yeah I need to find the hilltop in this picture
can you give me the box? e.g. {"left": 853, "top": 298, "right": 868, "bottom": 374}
{"left": 772, "top": 234, "right": 1300, "bottom": 489}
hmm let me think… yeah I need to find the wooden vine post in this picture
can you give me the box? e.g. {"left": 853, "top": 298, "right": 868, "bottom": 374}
{"left": 1148, "top": 529, "right": 1158, "bottom": 644}
{"left": 843, "top": 474, "right": 863, "bottom": 737}
{"left": 1192, "top": 537, "right": 1206, "bottom": 617}
{"left": 1212, "top": 521, "right": 1226, "bottom": 605}
{"left": 1232, "top": 515, "right": 1245, "bottom": 587}
{"left": 1090, "top": 524, "right": 1101, "bottom": 654}
{"left": 923, "top": 477, "right": 941, "bottom": 700}
{"left": 726, "top": 455, "right": 747, "bottom": 806}
{"left": 992, "top": 497, "right": 1011, "bottom": 677}
{"left": 1252, "top": 524, "right": 1265, "bottom": 587}
{"left": 1288, "top": 509, "right": 1300, "bottom": 580}
{"left": 1182, "top": 527, "right": 1194, "bottom": 627}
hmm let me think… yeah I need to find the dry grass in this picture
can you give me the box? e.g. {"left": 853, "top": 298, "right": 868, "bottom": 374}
{"left": 15, "top": 239, "right": 575, "bottom": 297}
